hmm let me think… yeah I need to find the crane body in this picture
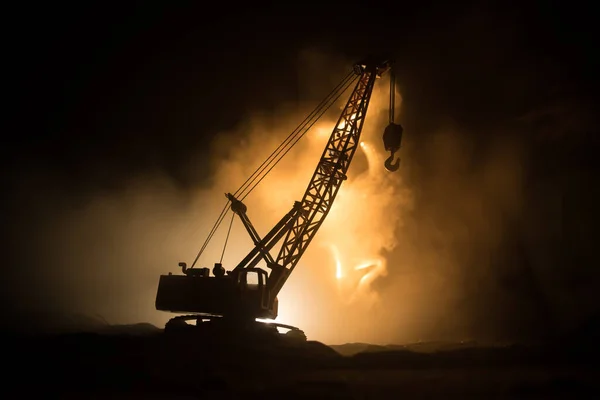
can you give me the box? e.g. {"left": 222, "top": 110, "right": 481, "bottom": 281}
{"left": 155, "top": 56, "right": 403, "bottom": 339}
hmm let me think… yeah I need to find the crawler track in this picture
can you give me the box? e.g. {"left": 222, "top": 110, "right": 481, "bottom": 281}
{"left": 164, "top": 314, "right": 307, "bottom": 342}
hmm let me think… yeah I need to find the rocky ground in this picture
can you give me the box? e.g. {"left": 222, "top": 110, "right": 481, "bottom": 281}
{"left": 4, "top": 323, "right": 599, "bottom": 399}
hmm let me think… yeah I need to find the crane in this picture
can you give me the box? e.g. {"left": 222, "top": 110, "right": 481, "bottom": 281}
{"left": 155, "top": 56, "right": 404, "bottom": 340}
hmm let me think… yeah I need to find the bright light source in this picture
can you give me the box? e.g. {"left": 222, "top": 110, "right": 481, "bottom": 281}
{"left": 331, "top": 244, "right": 343, "bottom": 279}
{"left": 195, "top": 86, "right": 408, "bottom": 344}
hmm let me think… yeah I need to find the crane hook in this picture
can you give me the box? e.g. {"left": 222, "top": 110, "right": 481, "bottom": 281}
{"left": 382, "top": 123, "right": 403, "bottom": 172}
{"left": 385, "top": 151, "right": 400, "bottom": 172}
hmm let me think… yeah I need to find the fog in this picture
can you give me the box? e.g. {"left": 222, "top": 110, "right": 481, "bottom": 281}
{"left": 3, "top": 46, "right": 597, "bottom": 345}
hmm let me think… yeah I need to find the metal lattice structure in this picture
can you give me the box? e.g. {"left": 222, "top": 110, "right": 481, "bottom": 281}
{"left": 266, "top": 64, "right": 382, "bottom": 298}
{"left": 155, "top": 58, "right": 399, "bottom": 329}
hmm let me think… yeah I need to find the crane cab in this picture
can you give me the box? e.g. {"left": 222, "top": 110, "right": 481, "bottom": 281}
{"left": 155, "top": 264, "right": 278, "bottom": 320}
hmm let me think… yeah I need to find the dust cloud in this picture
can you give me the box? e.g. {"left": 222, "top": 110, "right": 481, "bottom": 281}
{"left": 200, "top": 73, "right": 414, "bottom": 345}
{"left": 3, "top": 50, "right": 570, "bottom": 345}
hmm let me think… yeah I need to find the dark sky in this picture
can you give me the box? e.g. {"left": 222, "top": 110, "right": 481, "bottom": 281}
{"left": 5, "top": 2, "right": 597, "bottom": 181}
{"left": 5, "top": 2, "right": 597, "bottom": 179}
{"left": 2, "top": 2, "right": 599, "bottom": 340}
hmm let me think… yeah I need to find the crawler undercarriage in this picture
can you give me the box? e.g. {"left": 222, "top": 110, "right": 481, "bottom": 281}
{"left": 164, "top": 314, "right": 307, "bottom": 343}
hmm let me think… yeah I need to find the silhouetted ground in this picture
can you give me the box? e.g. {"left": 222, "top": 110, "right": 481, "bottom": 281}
{"left": 4, "top": 321, "right": 600, "bottom": 399}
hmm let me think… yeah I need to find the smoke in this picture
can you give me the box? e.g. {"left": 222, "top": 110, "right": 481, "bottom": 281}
{"left": 186, "top": 66, "right": 413, "bottom": 344}
{"left": 373, "top": 129, "right": 530, "bottom": 343}
{"left": 2, "top": 46, "right": 596, "bottom": 345}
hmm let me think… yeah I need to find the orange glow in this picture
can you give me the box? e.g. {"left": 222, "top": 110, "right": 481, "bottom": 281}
{"left": 19, "top": 61, "right": 533, "bottom": 346}
{"left": 337, "top": 112, "right": 358, "bottom": 130}
{"left": 192, "top": 79, "right": 412, "bottom": 344}
{"left": 331, "top": 245, "right": 344, "bottom": 280}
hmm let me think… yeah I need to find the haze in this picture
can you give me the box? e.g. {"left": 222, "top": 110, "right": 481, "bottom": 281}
{"left": 2, "top": 4, "right": 597, "bottom": 346}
